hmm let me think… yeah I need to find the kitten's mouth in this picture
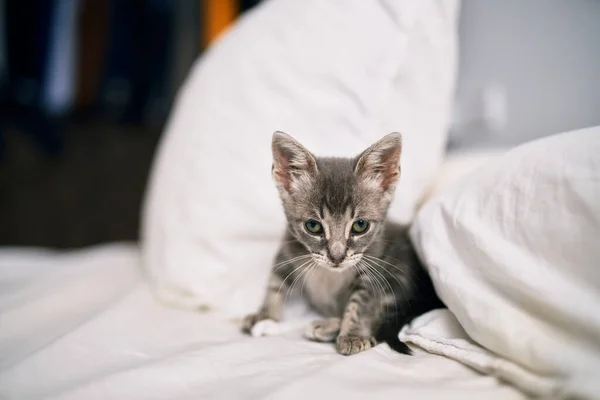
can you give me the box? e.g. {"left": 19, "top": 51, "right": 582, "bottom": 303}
{"left": 312, "top": 254, "right": 362, "bottom": 271}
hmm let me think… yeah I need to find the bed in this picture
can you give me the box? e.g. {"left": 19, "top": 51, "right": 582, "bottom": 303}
{"left": 2, "top": 0, "right": 599, "bottom": 398}
{"left": 0, "top": 242, "right": 524, "bottom": 400}
{"left": 2, "top": 132, "right": 599, "bottom": 399}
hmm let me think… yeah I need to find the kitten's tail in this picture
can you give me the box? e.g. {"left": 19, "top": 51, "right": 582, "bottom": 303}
{"left": 375, "top": 315, "right": 412, "bottom": 355}
{"left": 383, "top": 336, "right": 412, "bottom": 355}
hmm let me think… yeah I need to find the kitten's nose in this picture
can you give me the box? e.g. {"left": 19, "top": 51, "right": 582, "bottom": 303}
{"left": 329, "top": 256, "right": 344, "bottom": 265}
{"left": 328, "top": 242, "right": 346, "bottom": 266}
{"left": 327, "top": 241, "right": 346, "bottom": 265}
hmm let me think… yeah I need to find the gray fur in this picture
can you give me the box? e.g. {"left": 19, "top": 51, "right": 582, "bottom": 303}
{"left": 242, "top": 132, "right": 442, "bottom": 355}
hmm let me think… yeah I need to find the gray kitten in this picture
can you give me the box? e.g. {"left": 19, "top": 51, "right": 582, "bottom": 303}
{"left": 242, "top": 132, "right": 442, "bottom": 355}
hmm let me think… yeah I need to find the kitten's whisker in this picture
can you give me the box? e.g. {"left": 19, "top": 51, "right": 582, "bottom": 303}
{"left": 369, "top": 253, "right": 412, "bottom": 264}
{"left": 285, "top": 261, "right": 314, "bottom": 304}
{"left": 361, "top": 261, "right": 385, "bottom": 305}
{"left": 279, "top": 239, "right": 303, "bottom": 244}
{"left": 357, "top": 261, "right": 386, "bottom": 315}
{"left": 364, "top": 254, "right": 415, "bottom": 278}
{"left": 366, "top": 257, "right": 422, "bottom": 299}
{"left": 354, "top": 263, "right": 378, "bottom": 317}
{"left": 355, "top": 262, "right": 378, "bottom": 303}
{"left": 363, "top": 255, "right": 421, "bottom": 292}
{"left": 354, "top": 263, "right": 381, "bottom": 320}
{"left": 362, "top": 262, "right": 395, "bottom": 321}
{"left": 272, "top": 255, "right": 311, "bottom": 272}
{"left": 273, "top": 254, "right": 310, "bottom": 267}
{"left": 363, "top": 255, "right": 409, "bottom": 275}
{"left": 299, "top": 262, "right": 318, "bottom": 303}
{"left": 363, "top": 258, "right": 411, "bottom": 309}
{"left": 360, "top": 260, "right": 398, "bottom": 319}
{"left": 367, "top": 239, "right": 395, "bottom": 245}
{"left": 277, "top": 259, "right": 313, "bottom": 298}
{"left": 363, "top": 258, "right": 408, "bottom": 289}
{"left": 288, "top": 264, "right": 310, "bottom": 301}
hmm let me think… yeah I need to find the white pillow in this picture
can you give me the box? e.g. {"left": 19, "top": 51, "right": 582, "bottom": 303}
{"left": 142, "top": 0, "right": 459, "bottom": 317}
{"left": 411, "top": 126, "right": 600, "bottom": 398}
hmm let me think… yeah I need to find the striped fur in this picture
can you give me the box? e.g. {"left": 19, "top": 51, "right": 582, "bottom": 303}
{"left": 242, "top": 132, "right": 443, "bottom": 355}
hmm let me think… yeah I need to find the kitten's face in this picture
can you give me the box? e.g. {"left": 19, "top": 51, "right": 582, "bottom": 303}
{"left": 272, "top": 132, "right": 402, "bottom": 271}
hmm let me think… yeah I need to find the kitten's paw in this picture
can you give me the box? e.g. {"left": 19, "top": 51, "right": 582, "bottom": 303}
{"left": 304, "top": 318, "right": 341, "bottom": 343}
{"left": 241, "top": 313, "right": 270, "bottom": 335}
{"left": 250, "top": 319, "right": 281, "bottom": 337}
{"left": 336, "top": 335, "right": 377, "bottom": 355}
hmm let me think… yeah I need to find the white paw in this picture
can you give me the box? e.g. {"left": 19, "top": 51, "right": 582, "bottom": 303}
{"left": 303, "top": 318, "right": 340, "bottom": 342}
{"left": 250, "top": 319, "right": 281, "bottom": 337}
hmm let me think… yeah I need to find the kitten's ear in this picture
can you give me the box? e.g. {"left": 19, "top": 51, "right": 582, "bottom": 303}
{"left": 272, "top": 131, "right": 318, "bottom": 193}
{"left": 355, "top": 133, "right": 402, "bottom": 192}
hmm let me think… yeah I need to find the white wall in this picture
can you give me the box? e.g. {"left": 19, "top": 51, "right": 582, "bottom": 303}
{"left": 452, "top": 0, "right": 600, "bottom": 147}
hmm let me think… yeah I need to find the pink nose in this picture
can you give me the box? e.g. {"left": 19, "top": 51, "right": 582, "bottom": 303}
{"left": 330, "top": 257, "right": 344, "bottom": 265}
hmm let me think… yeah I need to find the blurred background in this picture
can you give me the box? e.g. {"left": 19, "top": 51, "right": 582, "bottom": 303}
{"left": 1, "top": 0, "right": 599, "bottom": 248}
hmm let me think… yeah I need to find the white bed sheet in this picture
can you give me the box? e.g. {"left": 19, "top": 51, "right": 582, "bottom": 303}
{"left": 0, "top": 244, "right": 524, "bottom": 400}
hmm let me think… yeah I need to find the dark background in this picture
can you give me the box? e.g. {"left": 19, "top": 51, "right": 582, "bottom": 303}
{"left": 0, "top": 0, "right": 260, "bottom": 247}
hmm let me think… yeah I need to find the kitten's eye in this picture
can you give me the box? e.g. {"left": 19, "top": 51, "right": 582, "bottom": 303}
{"left": 351, "top": 219, "right": 369, "bottom": 234}
{"left": 305, "top": 219, "right": 323, "bottom": 235}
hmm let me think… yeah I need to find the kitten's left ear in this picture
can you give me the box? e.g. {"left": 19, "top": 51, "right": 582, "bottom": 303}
{"left": 272, "top": 131, "right": 318, "bottom": 194}
{"left": 355, "top": 133, "right": 402, "bottom": 192}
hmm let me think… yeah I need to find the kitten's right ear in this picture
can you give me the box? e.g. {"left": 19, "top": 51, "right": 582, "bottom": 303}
{"left": 355, "top": 132, "right": 402, "bottom": 193}
{"left": 272, "top": 131, "right": 318, "bottom": 193}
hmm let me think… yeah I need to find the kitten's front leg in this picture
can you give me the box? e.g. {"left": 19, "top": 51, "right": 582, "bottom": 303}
{"left": 336, "top": 285, "right": 379, "bottom": 355}
{"left": 304, "top": 318, "right": 341, "bottom": 342}
{"left": 241, "top": 273, "right": 286, "bottom": 334}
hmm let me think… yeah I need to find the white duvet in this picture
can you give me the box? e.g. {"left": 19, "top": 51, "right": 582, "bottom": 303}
{"left": 142, "top": 0, "right": 459, "bottom": 318}
{"left": 2, "top": 132, "right": 599, "bottom": 399}
{"left": 412, "top": 127, "right": 600, "bottom": 399}
{"left": 0, "top": 244, "right": 524, "bottom": 400}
